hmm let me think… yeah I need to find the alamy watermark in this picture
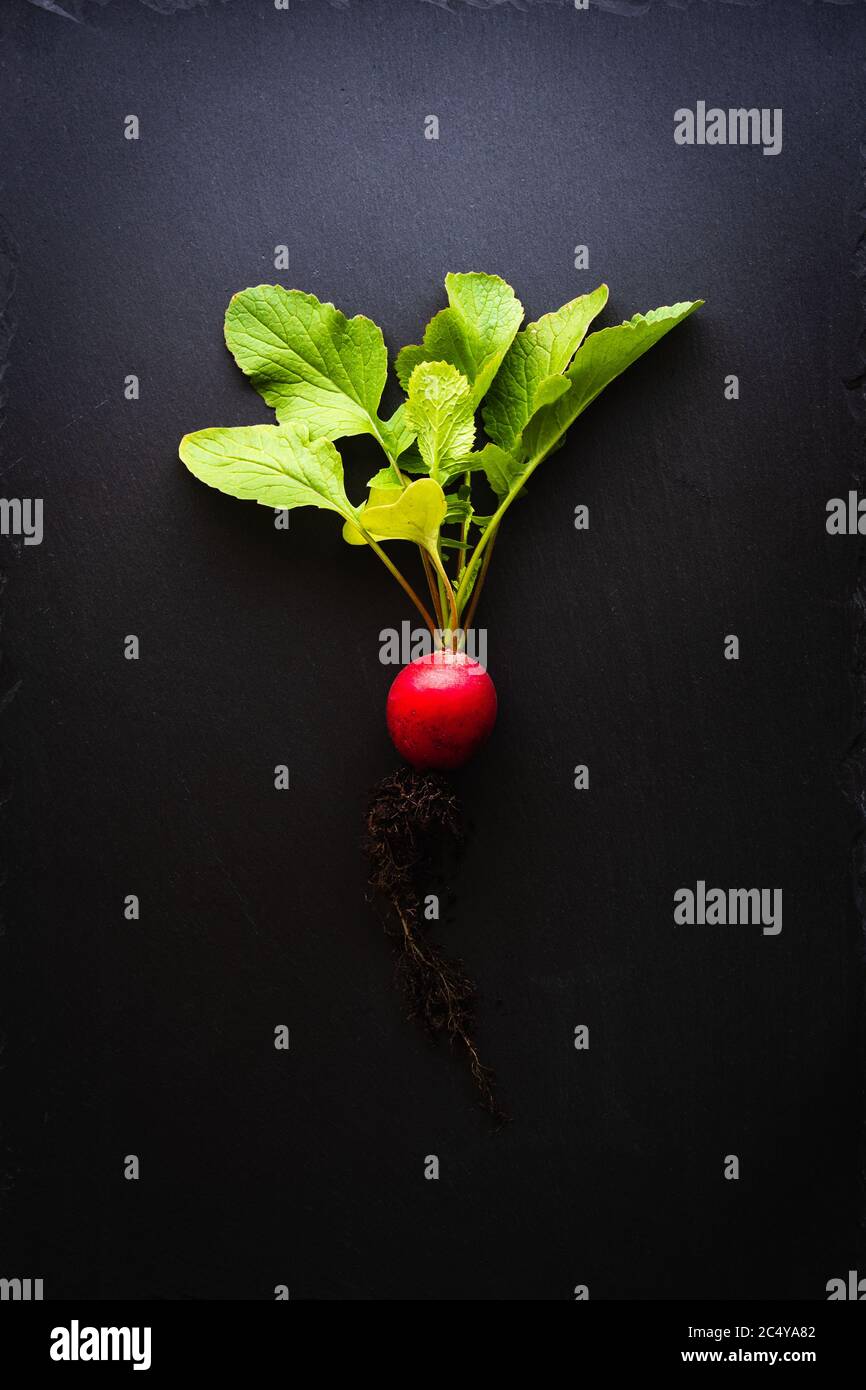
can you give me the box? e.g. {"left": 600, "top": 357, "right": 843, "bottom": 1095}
{"left": 379, "top": 622, "right": 488, "bottom": 668}
{"left": 826, "top": 492, "right": 866, "bottom": 533}
{"left": 826, "top": 1270, "right": 866, "bottom": 1300}
{"left": 674, "top": 881, "right": 782, "bottom": 936}
{"left": 0, "top": 498, "right": 43, "bottom": 546}
{"left": 0, "top": 1276, "right": 43, "bottom": 1300}
{"left": 50, "top": 1321, "right": 151, "bottom": 1371}
{"left": 675, "top": 102, "right": 782, "bottom": 157}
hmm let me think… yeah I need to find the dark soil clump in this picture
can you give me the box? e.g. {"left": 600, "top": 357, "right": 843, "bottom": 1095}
{"left": 365, "top": 766, "right": 506, "bottom": 1123}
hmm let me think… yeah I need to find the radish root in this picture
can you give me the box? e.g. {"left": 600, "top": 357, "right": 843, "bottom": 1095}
{"left": 365, "top": 767, "right": 506, "bottom": 1124}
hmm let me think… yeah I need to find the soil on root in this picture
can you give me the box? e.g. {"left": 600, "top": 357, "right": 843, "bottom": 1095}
{"left": 365, "top": 766, "right": 506, "bottom": 1124}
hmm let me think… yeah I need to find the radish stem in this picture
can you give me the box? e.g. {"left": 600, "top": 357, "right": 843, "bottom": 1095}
{"left": 462, "top": 525, "right": 497, "bottom": 634}
{"left": 421, "top": 550, "right": 444, "bottom": 627}
{"left": 364, "top": 532, "right": 437, "bottom": 634}
{"left": 378, "top": 433, "right": 445, "bottom": 631}
{"left": 455, "top": 468, "right": 471, "bottom": 584}
{"left": 429, "top": 548, "right": 459, "bottom": 640}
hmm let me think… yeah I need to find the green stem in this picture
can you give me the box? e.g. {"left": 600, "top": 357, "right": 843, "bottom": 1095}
{"left": 462, "top": 525, "right": 497, "bottom": 634}
{"left": 363, "top": 532, "right": 437, "bottom": 635}
{"left": 429, "top": 547, "right": 459, "bottom": 640}
{"left": 456, "top": 453, "right": 547, "bottom": 612}
{"left": 436, "top": 569, "right": 449, "bottom": 629}
{"left": 455, "top": 468, "right": 471, "bottom": 584}
{"left": 421, "top": 550, "right": 444, "bottom": 627}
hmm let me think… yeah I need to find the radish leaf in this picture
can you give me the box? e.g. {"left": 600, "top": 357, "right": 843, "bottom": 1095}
{"left": 531, "top": 375, "right": 573, "bottom": 412}
{"left": 180, "top": 422, "right": 358, "bottom": 519}
{"left": 522, "top": 300, "right": 703, "bottom": 464}
{"left": 224, "top": 285, "right": 409, "bottom": 457}
{"left": 396, "top": 272, "right": 523, "bottom": 408}
{"left": 472, "top": 443, "right": 522, "bottom": 499}
{"left": 365, "top": 467, "right": 404, "bottom": 501}
{"left": 378, "top": 404, "right": 416, "bottom": 464}
{"left": 444, "top": 494, "right": 473, "bottom": 523}
{"left": 483, "top": 284, "right": 609, "bottom": 452}
{"left": 182, "top": 275, "right": 701, "bottom": 634}
{"left": 404, "top": 361, "right": 475, "bottom": 483}
{"left": 456, "top": 299, "right": 703, "bottom": 611}
{"left": 343, "top": 477, "right": 447, "bottom": 554}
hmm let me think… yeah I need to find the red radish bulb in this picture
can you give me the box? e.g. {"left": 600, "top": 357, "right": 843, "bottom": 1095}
{"left": 386, "top": 649, "right": 498, "bottom": 771}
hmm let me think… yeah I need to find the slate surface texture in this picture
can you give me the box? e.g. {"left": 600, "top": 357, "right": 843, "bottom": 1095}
{"left": 0, "top": 0, "right": 863, "bottom": 1300}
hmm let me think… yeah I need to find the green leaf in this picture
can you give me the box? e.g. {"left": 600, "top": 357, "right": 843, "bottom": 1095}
{"left": 387, "top": 446, "right": 428, "bottom": 475}
{"left": 439, "top": 537, "right": 471, "bottom": 552}
{"left": 521, "top": 300, "right": 703, "bottom": 464}
{"left": 455, "top": 299, "right": 703, "bottom": 612}
{"left": 343, "top": 477, "right": 447, "bottom": 552}
{"left": 404, "top": 361, "right": 476, "bottom": 483}
{"left": 396, "top": 272, "right": 523, "bottom": 408}
{"left": 224, "top": 285, "right": 401, "bottom": 451}
{"left": 378, "top": 404, "right": 416, "bottom": 463}
{"left": 482, "top": 284, "right": 609, "bottom": 452}
{"left": 365, "top": 467, "right": 403, "bottom": 502}
{"left": 179, "top": 422, "right": 357, "bottom": 518}
{"left": 471, "top": 443, "right": 523, "bottom": 499}
{"left": 341, "top": 469, "right": 403, "bottom": 544}
{"left": 444, "top": 494, "right": 473, "bottom": 524}
{"left": 531, "top": 375, "right": 573, "bottom": 412}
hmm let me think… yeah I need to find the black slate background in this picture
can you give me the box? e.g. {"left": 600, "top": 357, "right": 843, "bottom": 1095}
{"left": 0, "top": 0, "right": 863, "bottom": 1301}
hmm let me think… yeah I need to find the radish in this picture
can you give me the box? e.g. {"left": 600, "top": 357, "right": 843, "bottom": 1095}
{"left": 180, "top": 272, "right": 701, "bottom": 1116}
{"left": 386, "top": 648, "right": 497, "bottom": 771}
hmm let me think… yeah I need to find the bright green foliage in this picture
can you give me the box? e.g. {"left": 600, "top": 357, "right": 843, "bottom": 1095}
{"left": 182, "top": 272, "right": 701, "bottom": 631}
{"left": 179, "top": 422, "right": 357, "bottom": 519}
{"left": 483, "top": 284, "right": 609, "bottom": 453}
{"left": 343, "top": 477, "right": 447, "bottom": 553}
{"left": 224, "top": 285, "right": 402, "bottom": 454}
{"left": 404, "top": 361, "right": 475, "bottom": 484}
{"left": 396, "top": 273, "right": 523, "bottom": 408}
